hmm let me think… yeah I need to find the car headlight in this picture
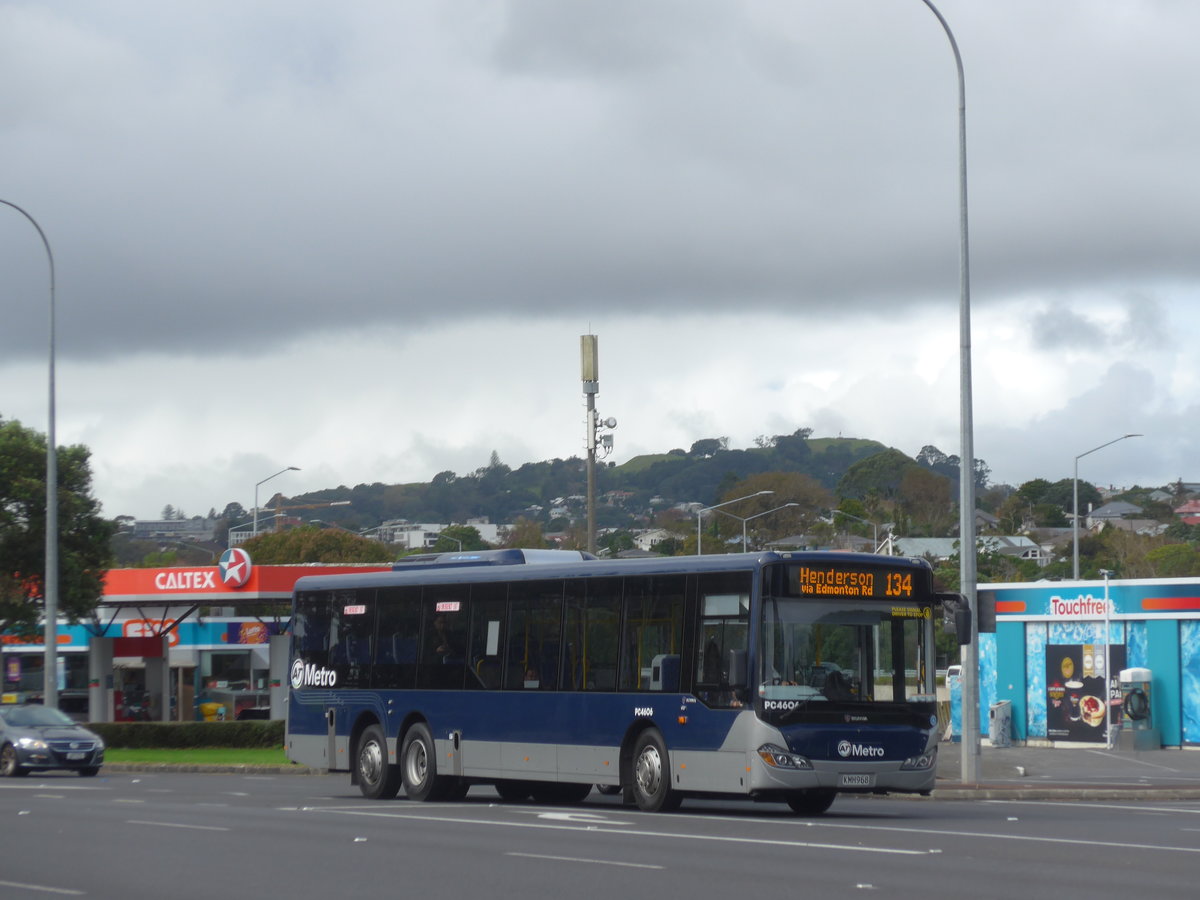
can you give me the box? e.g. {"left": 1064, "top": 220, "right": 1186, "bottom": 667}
{"left": 900, "top": 748, "right": 937, "bottom": 770}
{"left": 94, "top": 737, "right": 105, "bottom": 751}
{"left": 757, "top": 743, "right": 814, "bottom": 770}
{"left": 17, "top": 737, "right": 49, "bottom": 750}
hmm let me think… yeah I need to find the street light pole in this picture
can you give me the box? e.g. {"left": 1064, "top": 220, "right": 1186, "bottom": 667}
{"left": 254, "top": 466, "right": 300, "bottom": 537}
{"left": 713, "top": 502, "right": 800, "bottom": 551}
{"left": 695, "top": 491, "right": 774, "bottom": 555}
{"left": 1072, "top": 434, "right": 1142, "bottom": 579}
{"left": 918, "top": 0, "right": 978, "bottom": 784}
{"left": 832, "top": 509, "right": 879, "bottom": 552}
{"left": 1100, "top": 568, "right": 1115, "bottom": 749}
{"left": 2, "top": 199, "right": 59, "bottom": 708}
{"left": 435, "top": 531, "right": 464, "bottom": 551}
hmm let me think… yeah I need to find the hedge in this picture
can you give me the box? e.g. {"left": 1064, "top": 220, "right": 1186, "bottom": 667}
{"left": 87, "top": 720, "right": 285, "bottom": 749}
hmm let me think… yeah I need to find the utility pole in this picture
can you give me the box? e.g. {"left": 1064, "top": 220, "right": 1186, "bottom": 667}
{"left": 580, "top": 335, "right": 615, "bottom": 556}
{"left": 581, "top": 336, "right": 599, "bottom": 555}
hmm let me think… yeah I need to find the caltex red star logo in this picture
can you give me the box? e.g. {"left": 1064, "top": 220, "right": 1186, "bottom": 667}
{"left": 218, "top": 547, "right": 253, "bottom": 588}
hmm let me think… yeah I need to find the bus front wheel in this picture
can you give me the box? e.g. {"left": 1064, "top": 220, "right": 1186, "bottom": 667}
{"left": 786, "top": 789, "right": 836, "bottom": 815}
{"left": 357, "top": 724, "right": 402, "bottom": 800}
{"left": 631, "top": 729, "right": 681, "bottom": 812}
{"left": 402, "top": 722, "right": 447, "bottom": 802}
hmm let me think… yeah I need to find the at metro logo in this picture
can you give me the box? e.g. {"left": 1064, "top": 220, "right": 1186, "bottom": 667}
{"left": 154, "top": 570, "right": 217, "bottom": 590}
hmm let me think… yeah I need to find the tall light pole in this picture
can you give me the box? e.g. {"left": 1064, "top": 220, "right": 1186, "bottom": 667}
{"left": 695, "top": 491, "right": 773, "bottom": 555}
{"left": 714, "top": 502, "right": 800, "bottom": 551}
{"left": 2, "top": 199, "right": 58, "bottom": 708}
{"left": 1073, "top": 434, "right": 1142, "bottom": 579}
{"left": 918, "top": 0, "right": 978, "bottom": 783}
{"left": 254, "top": 466, "right": 300, "bottom": 537}
{"left": 1100, "top": 568, "right": 1115, "bottom": 749}
{"left": 832, "top": 509, "right": 880, "bottom": 552}
{"left": 434, "top": 531, "right": 464, "bottom": 551}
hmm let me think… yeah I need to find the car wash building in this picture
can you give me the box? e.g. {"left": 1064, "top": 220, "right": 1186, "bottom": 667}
{"left": 1, "top": 553, "right": 390, "bottom": 722}
{"left": 969, "top": 576, "right": 1200, "bottom": 748}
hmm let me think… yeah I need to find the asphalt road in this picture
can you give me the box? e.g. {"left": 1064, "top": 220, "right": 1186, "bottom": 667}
{"left": 3, "top": 771, "right": 1200, "bottom": 899}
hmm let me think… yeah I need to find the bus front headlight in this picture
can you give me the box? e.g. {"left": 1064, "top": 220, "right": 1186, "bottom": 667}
{"left": 757, "top": 743, "right": 814, "bottom": 770}
{"left": 900, "top": 749, "right": 937, "bottom": 770}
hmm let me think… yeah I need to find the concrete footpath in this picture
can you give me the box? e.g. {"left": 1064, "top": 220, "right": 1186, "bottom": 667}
{"left": 933, "top": 740, "right": 1200, "bottom": 801}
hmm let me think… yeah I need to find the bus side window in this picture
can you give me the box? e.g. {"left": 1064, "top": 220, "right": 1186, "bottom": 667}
{"left": 505, "top": 580, "right": 563, "bottom": 690}
{"left": 374, "top": 585, "right": 421, "bottom": 690}
{"left": 695, "top": 574, "right": 751, "bottom": 708}
{"left": 619, "top": 575, "right": 684, "bottom": 692}
{"left": 418, "top": 588, "right": 469, "bottom": 690}
{"left": 467, "top": 583, "right": 507, "bottom": 691}
{"left": 568, "top": 578, "right": 620, "bottom": 692}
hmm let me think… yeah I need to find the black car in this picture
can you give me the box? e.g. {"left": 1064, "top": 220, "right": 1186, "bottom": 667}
{"left": 0, "top": 705, "right": 105, "bottom": 777}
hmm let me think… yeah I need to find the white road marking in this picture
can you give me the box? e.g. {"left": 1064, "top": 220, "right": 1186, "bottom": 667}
{"left": 508, "top": 851, "right": 662, "bottom": 869}
{"left": 0, "top": 879, "right": 85, "bottom": 896}
{"left": 301, "top": 807, "right": 926, "bottom": 856}
{"left": 533, "top": 811, "right": 633, "bottom": 825}
{"left": 127, "top": 819, "right": 230, "bottom": 831}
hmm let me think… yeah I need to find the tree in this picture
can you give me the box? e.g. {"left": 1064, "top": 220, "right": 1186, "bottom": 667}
{"left": 689, "top": 438, "right": 727, "bottom": 458}
{"left": 897, "top": 467, "right": 955, "bottom": 537}
{"left": 502, "top": 517, "right": 549, "bottom": 550}
{"left": 705, "top": 472, "right": 832, "bottom": 550}
{"left": 1, "top": 417, "right": 114, "bottom": 633}
{"left": 431, "top": 525, "right": 488, "bottom": 553}
{"left": 239, "top": 525, "right": 394, "bottom": 564}
{"left": 838, "top": 449, "right": 918, "bottom": 500}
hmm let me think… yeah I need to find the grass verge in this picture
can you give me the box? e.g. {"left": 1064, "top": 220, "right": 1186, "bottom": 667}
{"left": 105, "top": 747, "right": 291, "bottom": 766}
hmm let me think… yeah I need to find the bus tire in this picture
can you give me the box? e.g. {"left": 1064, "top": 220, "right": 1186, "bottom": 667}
{"left": 595, "top": 783, "right": 621, "bottom": 795}
{"left": 786, "top": 789, "right": 836, "bottom": 816}
{"left": 401, "top": 722, "right": 447, "bottom": 802}
{"left": 631, "top": 729, "right": 681, "bottom": 812}
{"left": 357, "top": 724, "right": 402, "bottom": 800}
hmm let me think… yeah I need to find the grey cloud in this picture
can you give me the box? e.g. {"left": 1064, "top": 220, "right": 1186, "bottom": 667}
{"left": 4, "top": 2, "right": 1200, "bottom": 368}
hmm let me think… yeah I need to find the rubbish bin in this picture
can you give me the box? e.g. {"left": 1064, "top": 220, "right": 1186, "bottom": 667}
{"left": 988, "top": 700, "right": 1012, "bottom": 747}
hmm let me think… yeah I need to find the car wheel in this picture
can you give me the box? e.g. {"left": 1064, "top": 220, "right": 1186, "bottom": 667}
{"left": 0, "top": 743, "right": 28, "bottom": 778}
{"left": 79, "top": 767, "right": 101, "bottom": 777}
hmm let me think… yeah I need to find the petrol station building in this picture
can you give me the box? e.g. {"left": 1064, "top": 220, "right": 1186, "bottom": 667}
{"left": 1, "top": 552, "right": 390, "bottom": 722}
{"left": 969, "top": 575, "right": 1200, "bottom": 748}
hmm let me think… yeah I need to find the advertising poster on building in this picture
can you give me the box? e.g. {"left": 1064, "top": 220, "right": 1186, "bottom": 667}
{"left": 1046, "top": 643, "right": 1126, "bottom": 742}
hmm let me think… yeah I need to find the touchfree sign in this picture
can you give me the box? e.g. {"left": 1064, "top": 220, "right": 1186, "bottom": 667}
{"left": 1050, "top": 594, "right": 1111, "bottom": 618}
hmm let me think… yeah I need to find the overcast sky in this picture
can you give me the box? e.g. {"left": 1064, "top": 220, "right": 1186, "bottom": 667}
{"left": 3, "top": 1, "right": 1197, "bottom": 521}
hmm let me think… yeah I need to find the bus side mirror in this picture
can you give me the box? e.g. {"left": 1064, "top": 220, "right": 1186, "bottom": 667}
{"left": 726, "top": 649, "right": 747, "bottom": 690}
{"left": 938, "top": 593, "right": 972, "bottom": 646}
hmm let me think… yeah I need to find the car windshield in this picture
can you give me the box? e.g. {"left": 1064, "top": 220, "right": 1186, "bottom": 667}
{"left": 1, "top": 706, "right": 77, "bottom": 727}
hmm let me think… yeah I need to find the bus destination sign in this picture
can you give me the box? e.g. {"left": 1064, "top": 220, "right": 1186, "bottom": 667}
{"left": 790, "top": 563, "right": 916, "bottom": 599}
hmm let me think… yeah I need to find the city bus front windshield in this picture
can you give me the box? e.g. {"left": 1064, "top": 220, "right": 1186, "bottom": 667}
{"left": 758, "top": 593, "right": 934, "bottom": 707}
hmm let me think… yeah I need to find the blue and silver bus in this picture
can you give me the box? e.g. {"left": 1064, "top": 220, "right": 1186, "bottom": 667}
{"left": 286, "top": 549, "right": 965, "bottom": 814}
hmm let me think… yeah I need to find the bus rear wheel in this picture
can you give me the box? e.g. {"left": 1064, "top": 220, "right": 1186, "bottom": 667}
{"left": 631, "top": 729, "right": 681, "bottom": 812}
{"left": 357, "top": 724, "right": 402, "bottom": 800}
{"left": 786, "top": 789, "right": 836, "bottom": 816}
{"left": 402, "top": 722, "right": 450, "bottom": 802}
